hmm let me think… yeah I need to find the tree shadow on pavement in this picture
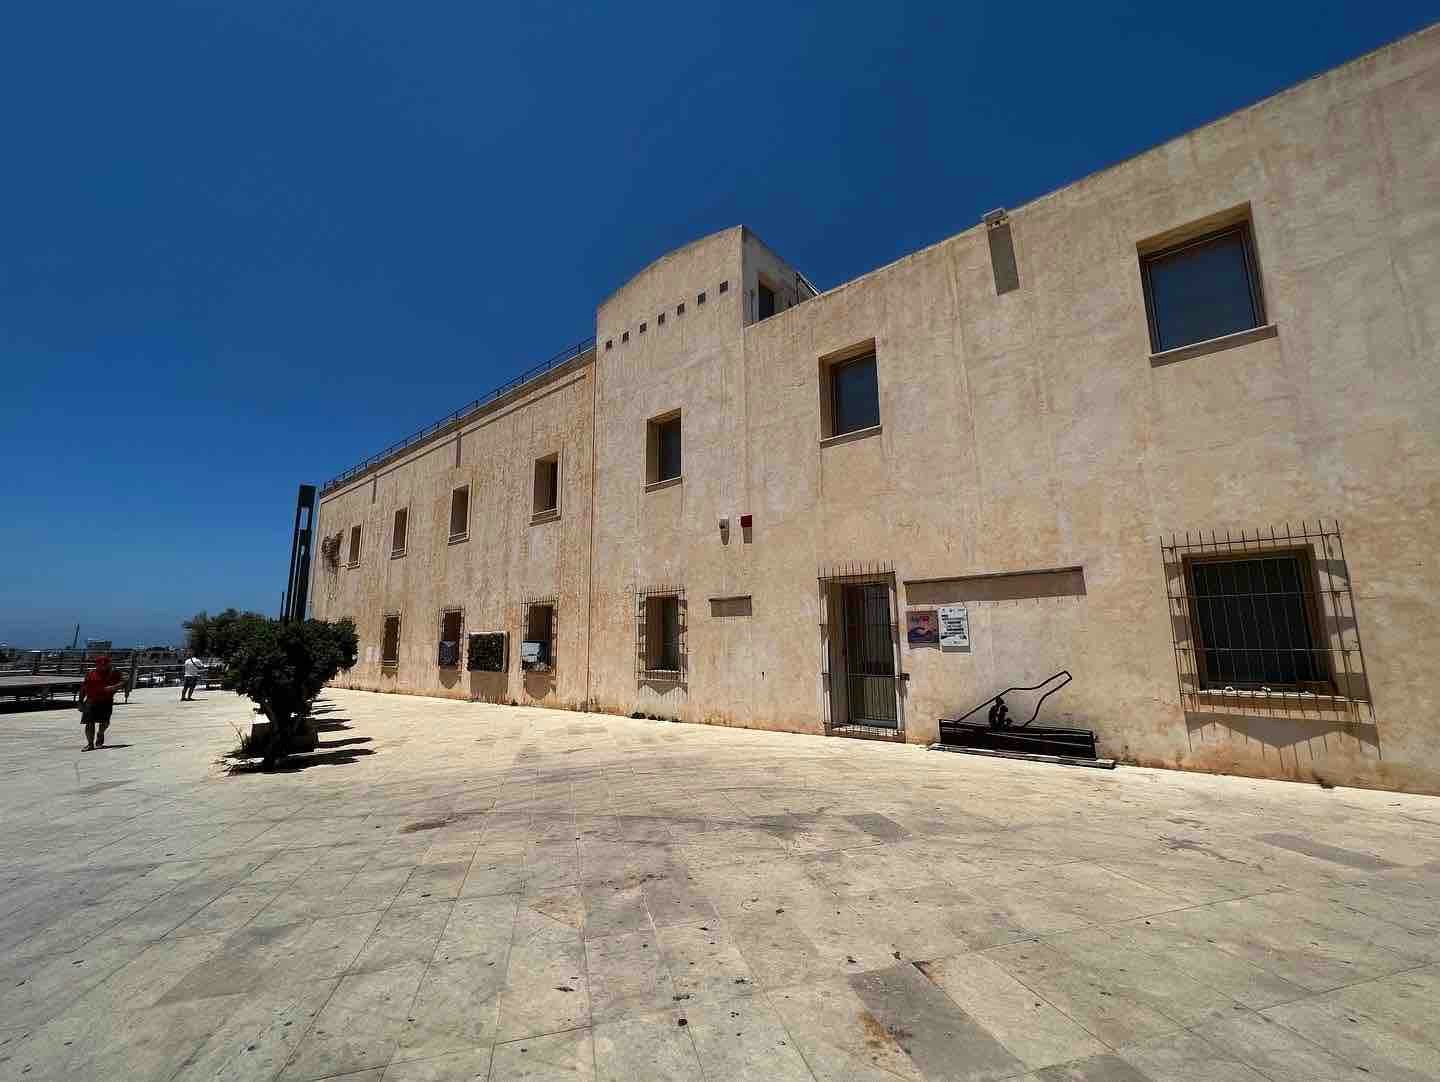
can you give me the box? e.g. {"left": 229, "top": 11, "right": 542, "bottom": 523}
{"left": 226, "top": 746, "right": 376, "bottom": 775}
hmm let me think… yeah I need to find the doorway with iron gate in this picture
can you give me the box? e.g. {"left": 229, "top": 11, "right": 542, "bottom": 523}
{"left": 820, "top": 563, "right": 904, "bottom": 740}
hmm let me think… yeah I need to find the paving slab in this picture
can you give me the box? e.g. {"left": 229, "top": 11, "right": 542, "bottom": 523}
{"left": 3, "top": 685, "right": 1440, "bottom": 1081}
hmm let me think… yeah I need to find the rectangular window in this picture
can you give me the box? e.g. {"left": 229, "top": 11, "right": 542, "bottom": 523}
{"left": 524, "top": 603, "right": 555, "bottom": 670}
{"left": 347, "top": 525, "right": 362, "bottom": 567}
{"left": 1185, "top": 552, "right": 1327, "bottom": 690}
{"left": 449, "top": 485, "right": 470, "bottom": 542}
{"left": 646, "top": 412, "right": 682, "bottom": 484}
{"left": 439, "top": 610, "right": 462, "bottom": 668}
{"left": 466, "top": 632, "right": 507, "bottom": 673}
{"left": 533, "top": 455, "right": 559, "bottom": 517}
{"left": 381, "top": 615, "right": 401, "bottom": 666}
{"left": 645, "top": 595, "right": 682, "bottom": 672}
{"left": 1141, "top": 222, "right": 1265, "bottom": 353}
{"left": 828, "top": 352, "right": 880, "bottom": 436}
{"left": 391, "top": 508, "right": 408, "bottom": 557}
{"left": 757, "top": 280, "right": 776, "bottom": 320}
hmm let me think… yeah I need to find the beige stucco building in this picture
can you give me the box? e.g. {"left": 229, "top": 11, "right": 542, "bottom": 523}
{"left": 310, "top": 25, "right": 1440, "bottom": 792}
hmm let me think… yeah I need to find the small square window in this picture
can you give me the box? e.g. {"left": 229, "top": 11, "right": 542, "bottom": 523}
{"left": 697, "top": 291, "right": 706, "bottom": 305}
{"left": 718, "top": 280, "right": 728, "bottom": 294}
{"left": 639, "top": 322, "right": 647, "bottom": 334}
{"left": 646, "top": 413, "right": 682, "bottom": 484}
{"left": 1185, "top": 552, "right": 1327, "bottom": 690}
{"left": 382, "top": 615, "right": 401, "bottom": 666}
{"left": 391, "top": 508, "right": 408, "bottom": 557}
{"left": 822, "top": 350, "right": 881, "bottom": 438}
{"left": 533, "top": 454, "right": 559, "bottom": 517}
{"left": 622, "top": 330, "right": 630, "bottom": 343}
{"left": 657, "top": 312, "right": 665, "bottom": 326}
{"left": 347, "top": 524, "right": 362, "bottom": 567}
{"left": 677, "top": 302, "right": 685, "bottom": 315}
{"left": 605, "top": 339, "right": 613, "bottom": 350}
{"left": 1141, "top": 222, "right": 1265, "bottom": 353}
{"left": 449, "top": 485, "right": 470, "bottom": 542}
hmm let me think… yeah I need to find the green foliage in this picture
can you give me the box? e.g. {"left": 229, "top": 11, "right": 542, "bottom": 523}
{"left": 184, "top": 607, "right": 269, "bottom": 660}
{"left": 227, "top": 617, "right": 358, "bottom": 764}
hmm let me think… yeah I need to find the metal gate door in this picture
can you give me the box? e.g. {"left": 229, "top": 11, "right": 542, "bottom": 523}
{"left": 841, "top": 583, "right": 898, "bottom": 726}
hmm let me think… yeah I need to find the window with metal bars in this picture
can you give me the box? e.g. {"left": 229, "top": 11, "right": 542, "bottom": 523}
{"left": 347, "top": 524, "right": 362, "bottom": 567}
{"left": 635, "top": 587, "right": 685, "bottom": 681}
{"left": 523, "top": 602, "right": 556, "bottom": 671}
{"left": 438, "top": 610, "right": 462, "bottom": 668}
{"left": 1162, "top": 522, "right": 1372, "bottom": 718}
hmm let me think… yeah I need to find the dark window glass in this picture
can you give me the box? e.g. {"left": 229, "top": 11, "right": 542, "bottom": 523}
{"left": 656, "top": 417, "right": 682, "bottom": 481}
{"left": 1189, "top": 555, "right": 1325, "bottom": 689}
{"left": 392, "top": 509, "right": 407, "bottom": 555}
{"left": 348, "top": 525, "right": 361, "bottom": 565}
{"left": 831, "top": 354, "right": 880, "bottom": 435}
{"left": 648, "top": 596, "right": 681, "bottom": 670}
{"left": 527, "top": 605, "right": 554, "bottom": 666}
{"left": 449, "top": 487, "right": 469, "bottom": 539}
{"left": 758, "top": 281, "right": 776, "bottom": 320}
{"left": 1143, "top": 225, "right": 1263, "bottom": 352}
{"left": 382, "top": 616, "right": 400, "bottom": 664}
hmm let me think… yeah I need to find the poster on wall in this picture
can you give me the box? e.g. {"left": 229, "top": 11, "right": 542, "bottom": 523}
{"left": 906, "top": 609, "right": 940, "bottom": 646}
{"left": 938, "top": 604, "right": 971, "bottom": 649}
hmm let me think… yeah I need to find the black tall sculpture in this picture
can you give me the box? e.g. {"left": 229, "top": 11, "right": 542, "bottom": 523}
{"left": 282, "top": 484, "right": 316, "bottom": 623}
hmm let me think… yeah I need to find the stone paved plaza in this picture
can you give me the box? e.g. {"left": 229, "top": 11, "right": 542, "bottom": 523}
{"left": 2, "top": 688, "right": 1439, "bottom": 1081}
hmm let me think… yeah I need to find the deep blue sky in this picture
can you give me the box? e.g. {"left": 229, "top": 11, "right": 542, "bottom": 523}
{"left": 2, "top": 2, "right": 1435, "bottom": 647}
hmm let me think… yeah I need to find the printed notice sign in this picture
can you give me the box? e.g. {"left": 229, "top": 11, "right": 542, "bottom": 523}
{"left": 938, "top": 604, "right": 970, "bottom": 649}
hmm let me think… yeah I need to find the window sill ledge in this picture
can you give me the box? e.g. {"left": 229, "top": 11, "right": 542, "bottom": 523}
{"left": 639, "top": 670, "right": 686, "bottom": 684}
{"left": 345, "top": 562, "right": 360, "bottom": 570}
{"left": 530, "top": 509, "right": 560, "bottom": 526}
{"left": 644, "top": 476, "right": 683, "bottom": 493}
{"left": 820, "top": 424, "right": 882, "bottom": 448}
{"left": 1192, "top": 687, "right": 1360, "bottom": 706}
{"left": 1150, "top": 323, "right": 1278, "bottom": 367}
{"left": 447, "top": 533, "right": 469, "bottom": 546}
{"left": 390, "top": 550, "right": 406, "bottom": 560}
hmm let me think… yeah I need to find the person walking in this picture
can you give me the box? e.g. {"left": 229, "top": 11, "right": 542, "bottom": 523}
{"left": 80, "top": 655, "right": 124, "bottom": 751}
{"left": 181, "top": 654, "right": 204, "bottom": 701}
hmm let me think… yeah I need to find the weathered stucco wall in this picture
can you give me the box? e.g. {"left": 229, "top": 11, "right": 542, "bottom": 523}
{"left": 311, "top": 25, "right": 1440, "bottom": 791}
{"left": 313, "top": 354, "right": 594, "bottom": 708}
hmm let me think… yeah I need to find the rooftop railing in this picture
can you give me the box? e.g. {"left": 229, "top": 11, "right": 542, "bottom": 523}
{"left": 321, "top": 336, "right": 595, "bottom": 493}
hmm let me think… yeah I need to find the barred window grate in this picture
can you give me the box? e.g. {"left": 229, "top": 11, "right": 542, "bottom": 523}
{"left": 1161, "top": 521, "right": 1373, "bottom": 720}
{"left": 635, "top": 585, "right": 686, "bottom": 684}
{"left": 818, "top": 561, "right": 903, "bottom": 741}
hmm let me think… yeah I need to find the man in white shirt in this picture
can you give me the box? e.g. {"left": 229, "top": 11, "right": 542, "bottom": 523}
{"left": 181, "top": 655, "right": 205, "bottom": 701}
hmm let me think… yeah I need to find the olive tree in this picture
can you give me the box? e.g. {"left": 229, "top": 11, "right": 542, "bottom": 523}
{"left": 227, "top": 617, "right": 358, "bottom": 766}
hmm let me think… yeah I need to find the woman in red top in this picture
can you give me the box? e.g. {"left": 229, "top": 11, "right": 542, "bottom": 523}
{"left": 80, "top": 655, "right": 124, "bottom": 750}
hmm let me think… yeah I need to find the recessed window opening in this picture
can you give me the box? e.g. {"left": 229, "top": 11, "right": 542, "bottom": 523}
{"left": 622, "top": 330, "right": 630, "bottom": 343}
{"left": 677, "top": 302, "right": 685, "bottom": 315}
{"left": 439, "top": 610, "right": 462, "bottom": 668}
{"left": 524, "top": 603, "right": 555, "bottom": 670}
{"left": 1186, "top": 552, "right": 1328, "bottom": 690}
{"left": 646, "top": 595, "right": 682, "bottom": 671}
{"left": 1141, "top": 222, "right": 1265, "bottom": 353}
{"left": 533, "top": 454, "right": 559, "bottom": 516}
{"left": 719, "top": 280, "right": 729, "bottom": 294}
{"left": 382, "top": 615, "right": 401, "bottom": 666}
{"left": 449, "top": 485, "right": 470, "bottom": 542}
{"left": 640, "top": 322, "right": 647, "bottom": 334}
{"left": 657, "top": 312, "right": 665, "bottom": 326}
{"left": 825, "top": 351, "right": 881, "bottom": 437}
{"left": 757, "top": 280, "right": 776, "bottom": 320}
{"left": 646, "top": 412, "right": 682, "bottom": 484}
{"left": 391, "top": 508, "right": 408, "bottom": 557}
{"left": 347, "top": 525, "right": 362, "bottom": 567}
{"left": 697, "top": 291, "right": 706, "bottom": 305}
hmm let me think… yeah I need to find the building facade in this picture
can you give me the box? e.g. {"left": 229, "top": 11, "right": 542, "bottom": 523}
{"left": 311, "top": 26, "right": 1440, "bottom": 792}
